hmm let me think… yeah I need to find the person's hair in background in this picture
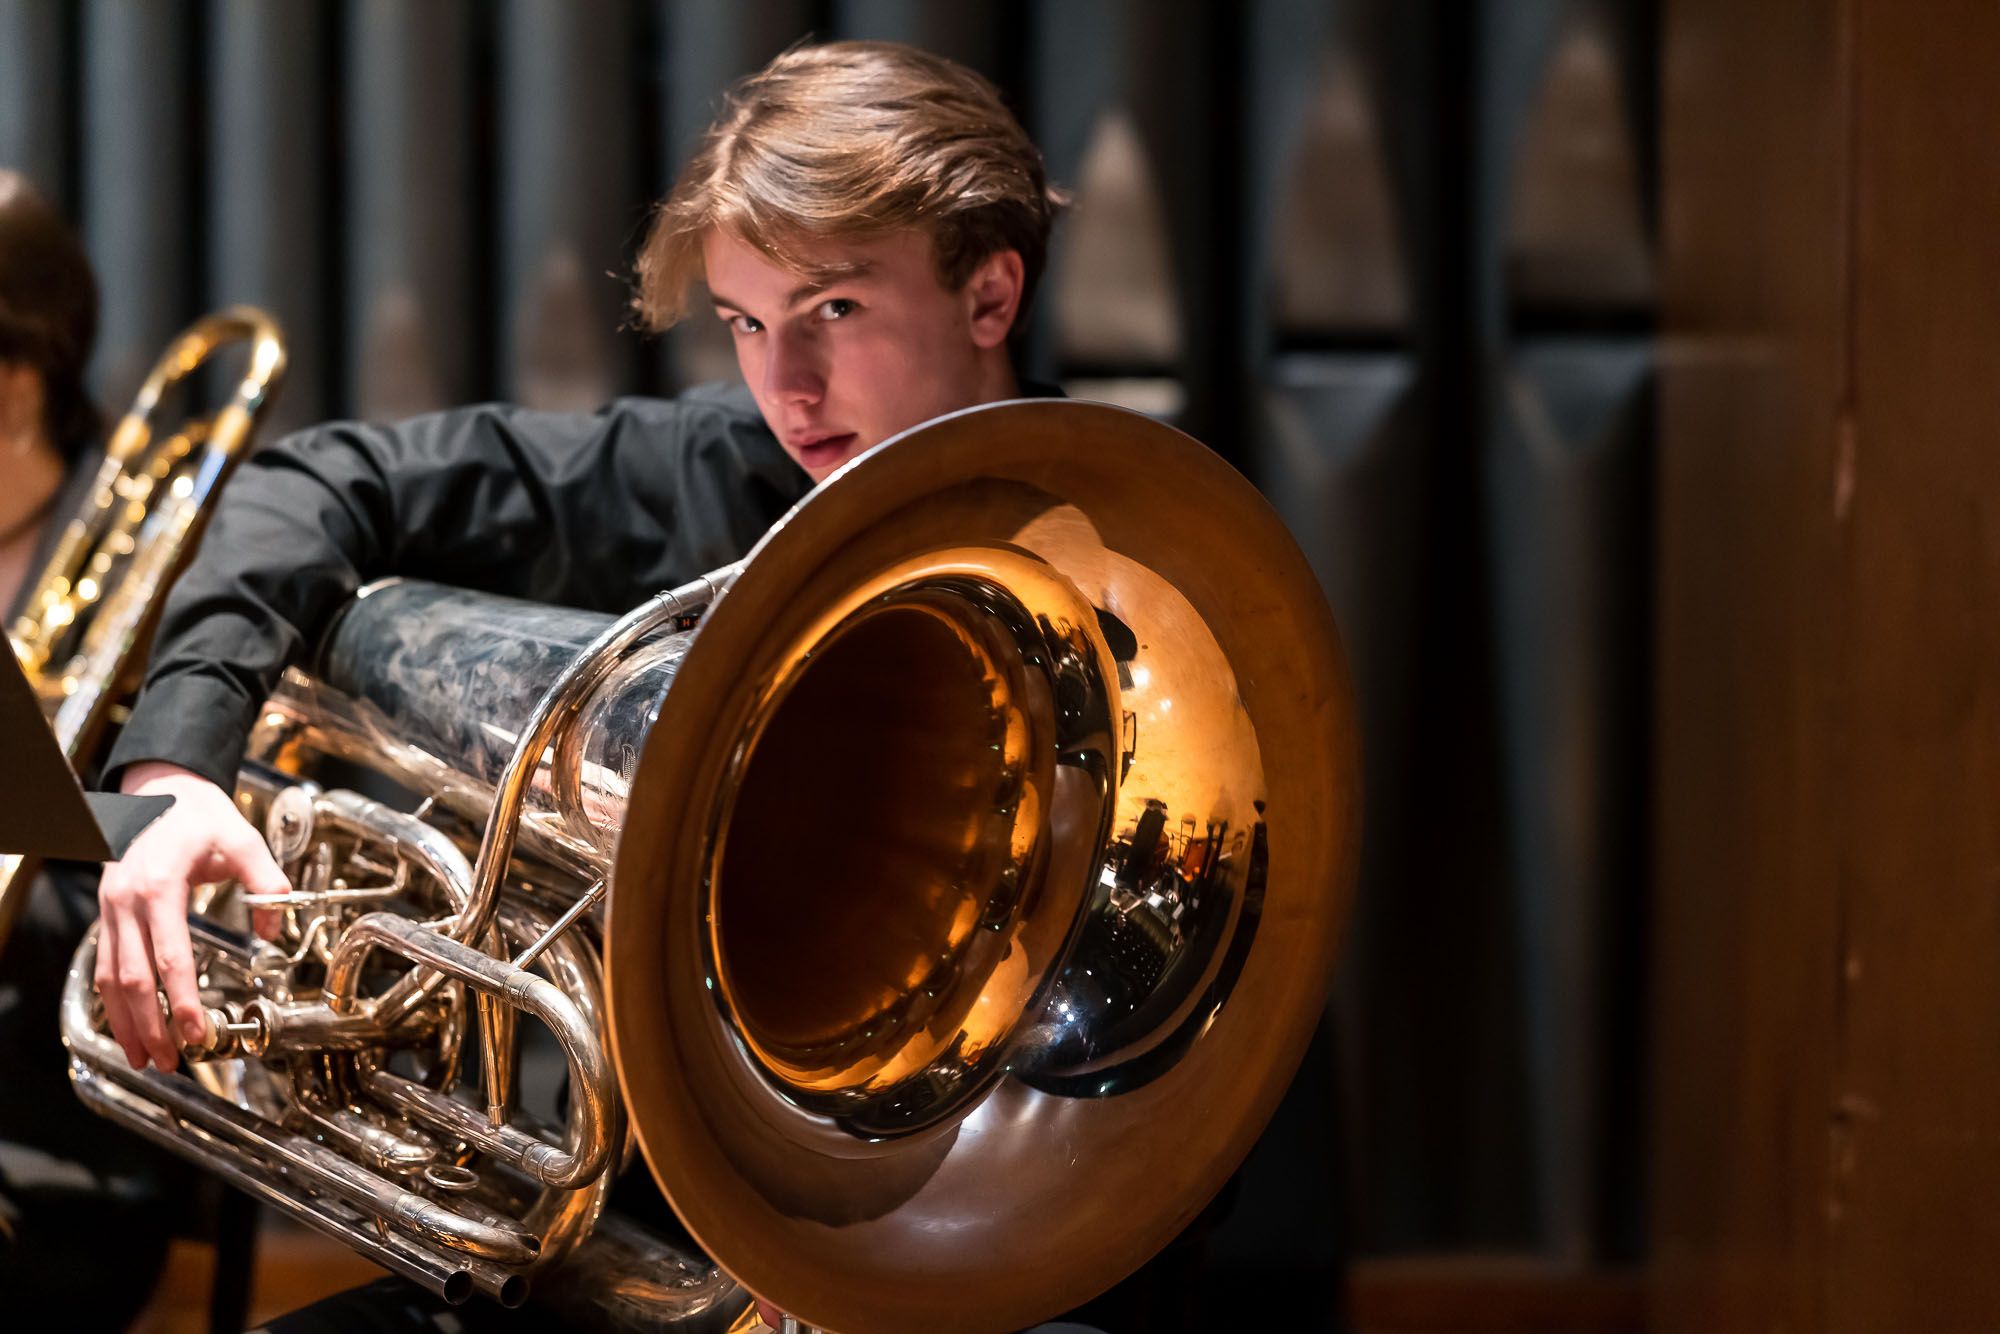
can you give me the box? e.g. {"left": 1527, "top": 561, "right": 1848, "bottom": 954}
{"left": 0, "top": 169, "right": 100, "bottom": 465}
{"left": 633, "top": 40, "right": 1066, "bottom": 333}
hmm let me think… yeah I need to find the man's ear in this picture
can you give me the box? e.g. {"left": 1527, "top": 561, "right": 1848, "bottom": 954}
{"left": 964, "top": 249, "right": 1026, "bottom": 350}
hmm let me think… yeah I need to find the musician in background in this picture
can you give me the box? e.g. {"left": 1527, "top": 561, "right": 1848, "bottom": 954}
{"left": 93, "top": 42, "right": 1208, "bottom": 1332}
{"left": 0, "top": 167, "right": 187, "bottom": 1330}
{"left": 0, "top": 170, "right": 99, "bottom": 611}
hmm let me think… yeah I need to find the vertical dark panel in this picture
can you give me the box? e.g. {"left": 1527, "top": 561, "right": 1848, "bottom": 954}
{"left": 1484, "top": 340, "right": 1651, "bottom": 1263}
{"left": 1119, "top": 0, "right": 1243, "bottom": 457}
{"left": 1650, "top": 0, "right": 1848, "bottom": 1330}
{"left": 1023, "top": 0, "right": 1111, "bottom": 385}
{"left": 1483, "top": 0, "right": 1656, "bottom": 1264}
{"left": 1349, "top": 0, "right": 1542, "bottom": 1252}
{"left": 654, "top": 0, "right": 812, "bottom": 390}
{"left": 1503, "top": 1, "right": 1654, "bottom": 314}
{"left": 346, "top": 0, "right": 475, "bottom": 420}
{"left": 1031, "top": 0, "right": 1201, "bottom": 422}
{"left": 1247, "top": 0, "right": 1431, "bottom": 1262}
{"left": 659, "top": 0, "right": 812, "bottom": 167}
{"left": 208, "top": 0, "right": 329, "bottom": 434}
{"left": 498, "top": 0, "right": 637, "bottom": 409}
{"left": 81, "top": 0, "right": 195, "bottom": 409}
{"left": 0, "top": 0, "right": 70, "bottom": 208}
{"left": 829, "top": 0, "right": 1007, "bottom": 83}
{"left": 1254, "top": 0, "right": 1408, "bottom": 342}
{"left": 1051, "top": 106, "right": 1183, "bottom": 375}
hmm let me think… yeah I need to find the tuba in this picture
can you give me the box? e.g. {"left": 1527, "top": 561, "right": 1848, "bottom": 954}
{"left": 60, "top": 399, "right": 1360, "bottom": 1333}
{"left": 3, "top": 307, "right": 286, "bottom": 950}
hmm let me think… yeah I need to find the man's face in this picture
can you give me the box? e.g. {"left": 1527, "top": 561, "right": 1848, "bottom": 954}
{"left": 703, "top": 227, "right": 1018, "bottom": 483}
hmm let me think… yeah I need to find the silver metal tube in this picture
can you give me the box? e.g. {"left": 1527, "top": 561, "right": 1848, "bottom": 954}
{"left": 315, "top": 787, "right": 476, "bottom": 1025}
{"left": 528, "top": 1211, "right": 752, "bottom": 1333}
{"left": 241, "top": 996, "right": 441, "bottom": 1052}
{"left": 298, "top": 1094, "right": 441, "bottom": 1174}
{"left": 70, "top": 1065, "right": 479, "bottom": 1305}
{"left": 510, "top": 877, "right": 605, "bottom": 970}
{"left": 458, "top": 564, "right": 741, "bottom": 945}
{"left": 325, "top": 912, "right": 613, "bottom": 1189}
{"left": 501, "top": 897, "right": 620, "bottom": 1264}
{"left": 363, "top": 1069, "right": 554, "bottom": 1179}
{"left": 63, "top": 928, "right": 539, "bottom": 1266}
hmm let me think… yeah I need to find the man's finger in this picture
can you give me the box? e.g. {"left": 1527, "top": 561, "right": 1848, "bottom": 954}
{"left": 141, "top": 882, "right": 204, "bottom": 1048}
{"left": 93, "top": 909, "right": 146, "bottom": 1070}
{"left": 110, "top": 900, "right": 174, "bottom": 1071}
{"left": 224, "top": 824, "right": 291, "bottom": 941}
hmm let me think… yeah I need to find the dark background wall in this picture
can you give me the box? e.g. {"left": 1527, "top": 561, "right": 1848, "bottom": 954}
{"left": 0, "top": 0, "right": 1664, "bottom": 1304}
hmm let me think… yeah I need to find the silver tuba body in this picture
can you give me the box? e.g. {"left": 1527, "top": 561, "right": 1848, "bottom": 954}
{"left": 62, "top": 399, "right": 1362, "bottom": 1334}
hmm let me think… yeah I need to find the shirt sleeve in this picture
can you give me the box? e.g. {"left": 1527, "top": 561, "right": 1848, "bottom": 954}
{"left": 103, "top": 392, "right": 803, "bottom": 792}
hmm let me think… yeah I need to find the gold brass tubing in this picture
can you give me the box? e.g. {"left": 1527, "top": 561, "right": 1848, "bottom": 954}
{"left": 3, "top": 307, "right": 285, "bottom": 955}
{"left": 325, "top": 913, "right": 614, "bottom": 1191}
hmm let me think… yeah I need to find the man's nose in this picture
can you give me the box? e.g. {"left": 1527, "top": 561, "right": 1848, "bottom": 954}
{"left": 764, "top": 330, "right": 825, "bottom": 405}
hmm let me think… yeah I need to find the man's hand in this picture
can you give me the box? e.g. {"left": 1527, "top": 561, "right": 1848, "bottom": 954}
{"left": 95, "top": 761, "right": 290, "bottom": 1072}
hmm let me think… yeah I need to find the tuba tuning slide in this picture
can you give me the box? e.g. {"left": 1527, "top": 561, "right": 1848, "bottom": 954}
{"left": 59, "top": 398, "right": 1362, "bottom": 1334}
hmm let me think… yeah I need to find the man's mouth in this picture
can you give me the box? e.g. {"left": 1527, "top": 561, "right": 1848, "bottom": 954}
{"left": 789, "top": 432, "right": 859, "bottom": 471}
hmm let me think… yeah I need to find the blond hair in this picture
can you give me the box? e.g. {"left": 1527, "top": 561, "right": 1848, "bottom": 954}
{"left": 634, "top": 41, "right": 1065, "bottom": 331}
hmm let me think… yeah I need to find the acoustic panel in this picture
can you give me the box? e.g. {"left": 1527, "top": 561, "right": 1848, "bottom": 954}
{"left": 346, "top": 0, "right": 476, "bottom": 419}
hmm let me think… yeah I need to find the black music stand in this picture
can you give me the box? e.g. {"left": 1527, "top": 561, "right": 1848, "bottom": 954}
{"left": 0, "top": 645, "right": 171, "bottom": 862}
{"left": 0, "top": 647, "right": 269, "bottom": 1334}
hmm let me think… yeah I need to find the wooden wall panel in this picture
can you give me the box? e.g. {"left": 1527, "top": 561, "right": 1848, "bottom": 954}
{"left": 1831, "top": 0, "right": 2000, "bottom": 1324}
{"left": 1658, "top": 0, "right": 2000, "bottom": 1326}
{"left": 1650, "top": 1, "right": 1850, "bottom": 1331}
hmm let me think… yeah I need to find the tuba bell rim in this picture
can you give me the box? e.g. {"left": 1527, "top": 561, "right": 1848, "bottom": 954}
{"left": 605, "top": 397, "right": 1362, "bottom": 1334}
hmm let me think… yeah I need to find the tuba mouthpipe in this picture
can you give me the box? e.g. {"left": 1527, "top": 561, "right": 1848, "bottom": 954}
{"left": 458, "top": 564, "right": 742, "bottom": 949}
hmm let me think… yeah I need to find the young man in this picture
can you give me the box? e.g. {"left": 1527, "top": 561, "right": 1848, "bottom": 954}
{"left": 93, "top": 39, "right": 1166, "bottom": 1334}
{"left": 96, "top": 38, "right": 1055, "bottom": 1074}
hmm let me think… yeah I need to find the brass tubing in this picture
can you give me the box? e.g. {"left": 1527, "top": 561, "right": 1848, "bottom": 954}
{"left": 458, "top": 564, "right": 741, "bottom": 947}
{"left": 325, "top": 913, "right": 613, "bottom": 1190}
{"left": 363, "top": 1069, "right": 563, "bottom": 1184}
{"left": 308, "top": 788, "right": 476, "bottom": 1025}
{"left": 297, "top": 1095, "right": 441, "bottom": 1174}
{"left": 63, "top": 929, "right": 539, "bottom": 1266}
{"left": 70, "top": 1066, "right": 478, "bottom": 1305}
{"left": 240, "top": 997, "right": 442, "bottom": 1053}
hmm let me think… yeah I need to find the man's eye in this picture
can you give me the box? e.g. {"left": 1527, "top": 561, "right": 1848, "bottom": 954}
{"left": 814, "top": 298, "right": 857, "bottom": 322}
{"left": 724, "top": 314, "right": 762, "bottom": 335}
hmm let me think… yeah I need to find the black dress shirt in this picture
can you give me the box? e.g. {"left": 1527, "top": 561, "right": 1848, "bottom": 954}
{"left": 104, "top": 382, "right": 811, "bottom": 791}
